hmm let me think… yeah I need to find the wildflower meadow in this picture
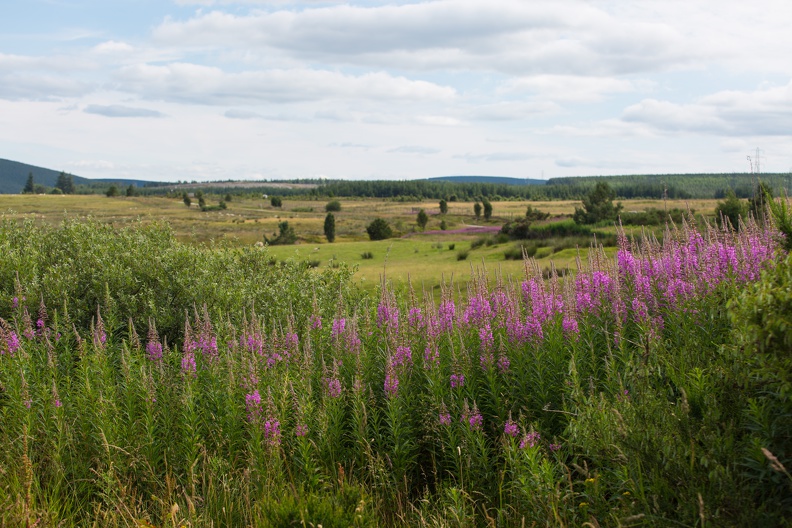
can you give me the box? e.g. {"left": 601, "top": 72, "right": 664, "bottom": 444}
{"left": 1, "top": 215, "right": 791, "bottom": 526}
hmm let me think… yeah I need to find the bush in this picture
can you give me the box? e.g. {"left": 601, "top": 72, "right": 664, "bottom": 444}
{"left": 440, "top": 220, "right": 447, "bottom": 231}
{"left": 501, "top": 219, "right": 592, "bottom": 240}
{"left": 448, "top": 243, "right": 455, "bottom": 250}
{"left": 619, "top": 207, "right": 688, "bottom": 226}
{"left": 271, "top": 196, "right": 283, "bottom": 208}
{"left": 716, "top": 190, "right": 746, "bottom": 230}
{"left": 417, "top": 209, "right": 429, "bottom": 230}
{"left": 366, "top": 218, "right": 393, "bottom": 241}
{"left": 573, "top": 182, "right": 622, "bottom": 224}
{"left": 456, "top": 249, "right": 469, "bottom": 260}
{"left": 504, "top": 243, "right": 538, "bottom": 260}
{"left": 324, "top": 213, "right": 336, "bottom": 243}
{"left": 265, "top": 221, "right": 298, "bottom": 245}
{"left": 361, "top": 251, "right": 374, "bottom": 259}
{"left": 525, "top": 205, "right": 550, "bottom": 221}
{"left": 326, "top": 200, "right": 342, "bottom": 212}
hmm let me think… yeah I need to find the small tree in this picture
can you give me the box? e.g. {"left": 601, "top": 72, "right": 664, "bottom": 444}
{"left": 573, "top": 182, "right": 622, "bottom": 224}
{"left": 324, "top": 212, "right": 336, "bottom": 242}
{"left": 225, "top": 193, "right": 232, "bottom": 202}
{"left": 474, "top": 202, "right": 482, "bottom": 220}
{"left": 439, "top": 199, "right": 448, "bottom": 215}
{"left": 125, "top": 184, "right": 137, "bottom": 197}
{"left": 183, "top": 192, "right": 192, "bottom": 207}
{"left": 271, "top": 196, "right": 282, "bottom": 208}
{"left": 23, "top": 172, "right": 34, "bottom": 194}
{"left": 440, "top": 220, "right": 447, "bottom": 231}
{"left": 326, "top": 200, "right": 342, "bottom": 212}
{"left": 106, "top": 185, "right": 119, "bottom": 197}
{"left": 366, "top": 218, "right": 393, "bottom": 240}
{"left": 715, "top": 190, "right": 746, "bottom": 230}
{"left": 482, "top": 198, "right": 493, "bottom": 221}
{"left": 265, "top": 221, "right": 297, "bottom": 245}
{"left": 417, "top": 209, "right": 429, "bottom": 230}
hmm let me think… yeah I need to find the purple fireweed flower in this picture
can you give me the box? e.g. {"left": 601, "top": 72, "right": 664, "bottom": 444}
{"left": 424, "top": 345, "right": 439, "bottom": 368}
{"left": 520, "top": 431, "right": 541, "bottom": 449}
{"left": 181, "top": 351, "right": 197, "bottom": 378}
{"left": 504, "top": 420, "right": 520, "bottom": 438}
{"left": 497, "top": 353, "right": 511, "bottom": 373}
{"left": 54, "top": 399, "right": 62, "bottom": 408}
{"left": 437, "top": 300, "right": 455, "bottom": 333}
{"left": 263, "top": 418, "right": 281, "bottom": 446}
{"left": 146, "top": 322, "right": 163, "bottom": 361}
{"left": 392, "top": 346, "right": 412, "bottom": 368}
{"left": 480, "top": 351, "right": 494, "bottom": 371}
{"left": 245, "top": 389, "right": 263, "bottom": 422}
{"left": 24, "top": 399, "right": 32, "bottom": 409}
{"left": 548, "top": 443, "right": 561, "bottom": 452}
{"left": 384, "top": 362, "right": 399, "bottom": 398}
{"left": 12, "top": 297, "right": 18, "bottom": 309}
{"left": 377, "top": 302, "right": 399, "bottom": 333}
{"left": 295, "top": 424, "right": 309, "bottom": 437}
{"left": 464, "top": 408, "right": 483, "bottom": 430}
{"left": 439, "top": 413, "right": 452, "bottom": 426}
{"left": 1, "top": 328, "right": 21, "bottom": 356}
{"left": 463, "top": 295, "right": 493, "bottom": 327}
{"left": 479, "top": 324, "right": 494, "bottom": 351}
{"left": 325, "top": 377, "right": 342, "bottom": 398}
{"left": 408, "top": 307, "right": 424, "bottom": 329}
{"left": 310, "top": 314, "right": 322, "bottom": 330}
{"left": 562, "top": 316, "right": 579, "bottom": 337}
{"left": 331, "top": 318, "right": 346, "bottom": 339}
{"left": 450, "top": 373, "right": 465, "bottom": 388}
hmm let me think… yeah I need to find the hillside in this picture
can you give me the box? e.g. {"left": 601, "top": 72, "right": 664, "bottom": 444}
{"left": 0, "top": 158, "right": 161, "bottom": 193}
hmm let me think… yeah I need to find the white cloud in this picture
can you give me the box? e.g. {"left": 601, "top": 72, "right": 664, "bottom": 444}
{"left": 113, "top": 62, "right": 455, "bottom": 104}
{"left": 622, "top": 79, "right": 792, "bottom": 136}
{"left": 388, "top": 145, "right": 440, "bottom": 154}
{"left": 84, "top": 104, "right": 166, "bottom": 118}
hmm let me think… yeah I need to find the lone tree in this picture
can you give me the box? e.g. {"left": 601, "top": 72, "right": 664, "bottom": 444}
{"left": 715, "top": 190, "right": 746, "bottom": 231}
{"left": 324, "top": 212, "right": 336, "bottom": 242}
{"left": 417, "top": 209, "right": 429, "bottom": 230}
{"left": 474, "top": 202, "right": 482, "bottom": 220}
{"left": 55, "top": 172, "right": 75, "bottom": 194}
{"left": 482, "top": 198, "right": 493, "bottom": 221}
{"left": 573, "top": 182, "right": 622, "bottom": 224}
{"left": 265, "top": 221, "right": 297, "bottom": 245}
{"left": 271, "top": 196, "right": 282, "bottom": 208}
{"left": 23, "top": 172, "right": 34, "bottom": 194}
{"left": 439, "top": 199, "right": 448, "bottom": 215}
{"left": 366, "top": 218, "right": 393, "bottom": 240}
{"left": 325, "top": 200, "right": 342, "bottom": 212}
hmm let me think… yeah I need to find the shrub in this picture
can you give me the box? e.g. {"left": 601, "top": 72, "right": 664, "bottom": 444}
{"left": 525, "top": 205, "right": 550, "bottom": 221}
{"left": 456, "top": 249, "right": 469, "bottom": 260}
{"left": 504, "top": 243, "right": 538, "bottom": 260}
{"left": 440, "top": 220, "right": 447, "bottom": 231}
{"left": 715, "top": 190, "right": 746, "bottom": 230}
{"left": 271, "top": 196, "right": 283, "bottom": 208}
{"left": 361, "top": 251, "right": 374, "bottom": 259}
{"left": 325, "top": 200, "right": 342, "bottom": 212}
{"left": 417, "top": 209, "right": 429, "bottom": 230}
{"left": 366, "top": 218, "right": 393, "bottom": 241}
{"left": 439, "top": 199, "right": 448, "bottom": 214}
{"left": 265, "top": 221, "right": 297, "bottom": 245}
{"left": 474, "top": 202, "right": 482, "bottom": 220}
{"left": 482, "top": 198, "right": 493, "bottom": 220}
{"left": 448, "top": 243, "right": 455, "bottom": 250}
{"left": 573, "top": 182, "right": 622, "bottom": 224}
{"left": 324, "top": 213, "right": 336, "bottom": 243}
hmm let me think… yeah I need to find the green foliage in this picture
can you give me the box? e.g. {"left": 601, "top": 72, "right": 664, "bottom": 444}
{"left": 439, "top": 199, "right": 448, "bottom": 214}
{"left": 324, "top": 212, "right": 336, "bottom": 243}
{"left": 749, "top": 181, "right": 773, "bottom": 223}
{"left": 361, "top": 251, "right": 373, "bottom": 259}
{"left": 125, "top": 184, "right": 137, "bottom": 197}
{"left": 473, "top": 202, "right": 482, "bottom": 220}
{"left": 456, "top": 248, "right": 469, "bottom": 260}
{"left": 715, "top": 190, "right": 746, "bottom": 230}
{"left": 573, "top": 182, "right": 623, "bottom": 225}
{"left": 365, "top": 218, "right": 393, "bottom": 241}
{"left": 325, "top": 200, "right": 342, "bottom": 212}
{"left": 225, "top": 193, "right": 232, "bottom": 202}
{"left": 767, "top": 192, "right": 792, "bottom": 251}
{"left": 182, "top": 192, "right": 191, "bottom": 207}
{"left": 482, "top": 198, "right": 493, "bottom": 220}
{"left": 416, "top": 209, "right": 429, "bottom": 230}
{"left": 440, "top": 220, "right": 447, "bottom": 231}
{"left": 618, "top": 207, "right": 688, "bottom": 226}
{"left": 265, "top": 221, "right": 298, "bottom": 245}
{"left": 271, "top": 196, "right": 283, "bottom": 208}
{"left": 525, "top": 205, "right": 550, "bottom": 221}
{"left": 502, "top": 219, "right": 593, "bottom": 240}
{"left": 105, "top": 184, "right": 119, "bottom": 197}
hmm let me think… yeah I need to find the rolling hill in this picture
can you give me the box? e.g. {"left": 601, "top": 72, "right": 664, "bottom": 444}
{"left": 426, "top": 175, "right": 547, "bottom": 185}
{"left": 0, "top": 158, "right": 161, "bottom": 193}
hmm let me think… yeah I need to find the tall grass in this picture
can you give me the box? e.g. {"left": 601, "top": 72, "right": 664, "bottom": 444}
{"left": 0, "top": 217, "right": 789, "bottom": 526}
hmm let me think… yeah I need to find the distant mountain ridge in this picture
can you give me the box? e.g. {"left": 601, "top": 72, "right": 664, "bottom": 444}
{"left": 0, "top": 158, "right": 161, "bottom": 193}
{"left": 426, "top": 175, "right": 547, "bottom": 185}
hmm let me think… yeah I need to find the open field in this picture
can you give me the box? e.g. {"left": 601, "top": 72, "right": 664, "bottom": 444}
{"left": 0, "top": 194, "right": 717, "bottom": 290}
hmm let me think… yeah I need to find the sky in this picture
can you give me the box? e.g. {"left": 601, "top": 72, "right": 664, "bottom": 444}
{"left": 1, "top": 0, "right": 792, "bottom": 183}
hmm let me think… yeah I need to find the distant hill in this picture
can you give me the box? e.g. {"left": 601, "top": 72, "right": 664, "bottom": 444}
{"left": 0, "top": 158, "right": 161, "bottom": 193}
{"left": 426, "top": 175, "right": 547, "bottom": 185}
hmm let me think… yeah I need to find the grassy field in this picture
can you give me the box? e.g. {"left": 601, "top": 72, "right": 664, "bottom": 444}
{"left": 0, "top": 194, "right": 716, "bottom": 290}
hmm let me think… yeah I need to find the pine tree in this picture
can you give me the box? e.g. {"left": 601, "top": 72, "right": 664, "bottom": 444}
{"left": 55, "top": 172, "right": 75, "bottom": 194}
{"left": 23, "top": 172, "right": 35, "bottom": 194}
{"left": 324, "top": 212, "right": 336, "bottom": 242}
{"left": 417, "top": 209, "right": 429, "bottom": 230}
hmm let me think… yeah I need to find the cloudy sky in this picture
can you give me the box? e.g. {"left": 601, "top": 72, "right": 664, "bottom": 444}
{"left": 2, "top": 0, "right": 791, "bottom": 182}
